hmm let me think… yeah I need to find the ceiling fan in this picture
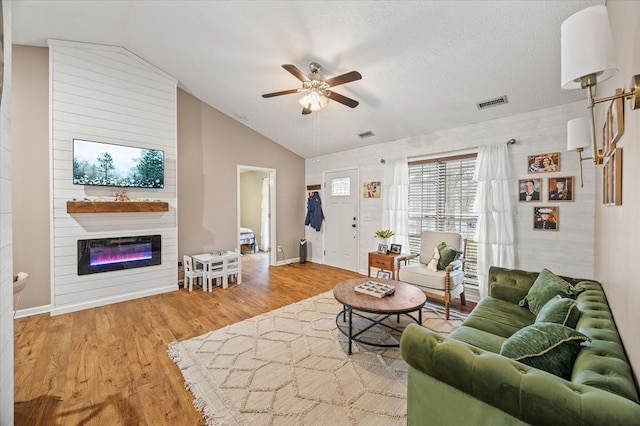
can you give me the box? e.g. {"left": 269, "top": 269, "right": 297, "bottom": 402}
{"left": 262, "top": 62, "right": 362, "bottom": 115}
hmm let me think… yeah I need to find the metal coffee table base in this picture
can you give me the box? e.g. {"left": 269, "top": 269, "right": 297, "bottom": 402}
{"left": 335, "top": 306, "right": 422, "bottom": 355}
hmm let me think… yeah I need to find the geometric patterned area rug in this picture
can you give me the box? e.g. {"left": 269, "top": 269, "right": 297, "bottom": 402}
{"left": 168, "top": 291, "right": 467, "bottom": 425}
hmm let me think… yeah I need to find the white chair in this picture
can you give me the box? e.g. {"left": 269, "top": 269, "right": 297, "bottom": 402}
{"left": 223, "top": 251, "right": 242, "bottom": 288}
{"left": 183, "top": 256, "right": 204, "bottom": 292}
{"left": 13, "top": 272, "right": 29, "bottom": 318}
{"left": 398, "top": 231, "right": 467, "bottom": 319}
{"left": 205, "top": 257, "right": 225, "bottom": 291}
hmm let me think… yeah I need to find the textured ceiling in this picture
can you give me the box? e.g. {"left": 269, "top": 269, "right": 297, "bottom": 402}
{"left": 11, "top": 0, "right": 603, "bottom": 159}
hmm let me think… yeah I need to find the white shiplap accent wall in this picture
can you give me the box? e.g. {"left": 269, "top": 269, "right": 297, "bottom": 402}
{"left": 49, "top": 40, "right": 178, "bottom": 315}
{"left": 306, "top": 101, "right": 595, "bottom": 296}
{"left": 0, "top": 1, "right": 13, "bottom": 422}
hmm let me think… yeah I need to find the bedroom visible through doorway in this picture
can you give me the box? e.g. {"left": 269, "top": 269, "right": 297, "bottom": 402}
{"left": 238, "top": 166, "right": 276, "bottom": 266}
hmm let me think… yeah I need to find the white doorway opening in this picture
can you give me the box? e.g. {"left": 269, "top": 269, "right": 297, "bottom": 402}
{"left": 238, "top": 166, "right": 276, "bottom": 266}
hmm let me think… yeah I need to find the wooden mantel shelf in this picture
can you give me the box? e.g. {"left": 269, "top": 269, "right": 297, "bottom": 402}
{"left": 66, "top": 201, "right": 169, "bottom": 213}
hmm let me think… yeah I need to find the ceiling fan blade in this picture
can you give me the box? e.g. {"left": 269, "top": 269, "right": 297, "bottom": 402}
{"left": 326, "top": 91, "right": 359, "bottom": 108}
{"left": 262, "top": 89, "right": 299, "bottom": 98}
{"left": 301, "top": 107, "right": 312, "bottom": 115}
{"left": 282, "top": 64, "right": 310, "bottom": 82}
{"left": 326, "top": 71, "right": 362, "bottom": 87}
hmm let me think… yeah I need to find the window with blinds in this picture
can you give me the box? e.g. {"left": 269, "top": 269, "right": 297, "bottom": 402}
{"left": 408, "top": 154, "right": 478, "bottom": 286}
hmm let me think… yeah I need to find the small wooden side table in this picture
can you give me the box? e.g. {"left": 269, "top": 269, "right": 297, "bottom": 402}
{"left": 368, "top": 251, "right": 414, "bottom": 280}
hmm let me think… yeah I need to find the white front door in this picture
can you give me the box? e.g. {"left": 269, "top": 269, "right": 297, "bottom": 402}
{"left": 324, "top": 169, "right": 358, "bottom": 271}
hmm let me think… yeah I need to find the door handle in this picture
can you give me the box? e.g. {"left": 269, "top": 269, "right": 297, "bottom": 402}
{"left": 352, "top": 224, "right": 356, "bottom": 228}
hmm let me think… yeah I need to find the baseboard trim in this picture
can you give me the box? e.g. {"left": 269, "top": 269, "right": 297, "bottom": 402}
{"left": 50, "top": 285, "right": 178, "bottom": 316}
{"left": 275, "top": 257, "right": 300, "bottom": 266}
{"left": 14, "top": 304, "right": 54, "bottom": 319}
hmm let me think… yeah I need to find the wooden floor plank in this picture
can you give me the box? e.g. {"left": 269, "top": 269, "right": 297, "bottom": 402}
{"left": 14, "top": 253, "right": 473, "bottom": 424}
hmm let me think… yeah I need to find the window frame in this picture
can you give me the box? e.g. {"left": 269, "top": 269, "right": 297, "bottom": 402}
{"left": 407, "top": 153, "right": 478, "bottom": 286}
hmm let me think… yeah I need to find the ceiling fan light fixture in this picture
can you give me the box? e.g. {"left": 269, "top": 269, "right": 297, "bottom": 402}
{"left": 298, "top": 90, "right": 329, "bottom": 111}
{"left": 263, "top": 63, "right": 360, "bottom": 114}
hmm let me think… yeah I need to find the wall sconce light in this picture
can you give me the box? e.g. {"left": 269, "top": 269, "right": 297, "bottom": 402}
{"left": 566, "top": 117, "right": 589, "bottom": 187}
{"left": 561, "top": 5, "right": 639, "bottom": 165}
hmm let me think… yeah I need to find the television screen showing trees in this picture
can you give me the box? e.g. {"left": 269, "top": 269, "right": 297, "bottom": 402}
{"left": 73, "top": 139, "right": 164, "bottom": 188}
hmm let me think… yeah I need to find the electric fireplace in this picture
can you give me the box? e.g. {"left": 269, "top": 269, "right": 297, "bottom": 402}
{"left": 77, "top": 235, "right": 162, "bottom": 275}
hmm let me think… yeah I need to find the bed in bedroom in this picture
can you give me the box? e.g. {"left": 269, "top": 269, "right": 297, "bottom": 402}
{"left": 240, "top": 227, "right": 257, "bottom": 254}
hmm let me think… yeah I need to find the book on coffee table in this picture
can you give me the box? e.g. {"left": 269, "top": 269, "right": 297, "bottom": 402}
{"left": 354, "top": 280, "right": 396, "bottom": 298}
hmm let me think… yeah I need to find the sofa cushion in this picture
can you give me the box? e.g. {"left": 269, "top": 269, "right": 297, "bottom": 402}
{"left": 535, "top": 295, "right": 580, "bottom": 328}
{"left": 488, "top": 267, "right": 540, "bottom": 304}
{"left": 398, "top": 263, "right": 464, "bottom": 290}
{"left": 448, "top": 325, "right": 506, "bottom": 353}
{"left": 436, "top": 242, "right": 461, "bottom": 270}
{"left": 460, "top": 296, "right": 535, "bottom": 339}
{"left": 500, "top": 323, "right": 590, "bottom": 379}
{"left": 519, "top": 268, "right": 583, "bottom": 315}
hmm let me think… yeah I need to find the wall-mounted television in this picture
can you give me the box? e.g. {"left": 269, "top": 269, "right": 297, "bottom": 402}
{"left": 73, "top": 139, "right": 164, "bottom": 188}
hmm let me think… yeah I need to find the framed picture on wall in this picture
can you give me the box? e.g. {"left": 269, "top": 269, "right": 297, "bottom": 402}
{"left": 376, "top": 270, "right": 391, "bottom": 279}
{"left": 363, "top": 182, "right": 381, "bottom": 198}
{"left": 518, "top": 178, "right": 541, "bottom": 202}
{"left": 603, "top": 148, "right": 623, "bottom": 206}
{"left": 610, "top": 88, "right": 625, "bottom": 147}
{"left": 533, "top": 206, "right": 559, "bottom": 231}
{"left": 528, "top": 152, "right": 560, "bottom": 173}
{"left": 547, "top": 177, "right": 574, "bottom": 201}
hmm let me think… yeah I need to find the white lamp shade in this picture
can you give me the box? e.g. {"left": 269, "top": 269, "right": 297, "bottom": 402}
{"left": 298, "top": 92, "right": 329, "bottom": 110}
{"left": 567, "top": 117, "right": 589, "bottom": 151}
{"left": 561, "top": 5, "right": 617, "bottom": 90}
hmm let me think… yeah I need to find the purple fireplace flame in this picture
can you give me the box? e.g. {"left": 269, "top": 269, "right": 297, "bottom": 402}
{"left": 78, "top": 235, "right": 161, "bottom": 275}
{"left": 90, "top": 243, "right": 153, "bottom": 266}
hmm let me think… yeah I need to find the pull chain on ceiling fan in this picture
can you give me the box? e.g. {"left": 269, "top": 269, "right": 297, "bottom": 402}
{"left": 262, "top": 62, "right": 362, "bottom": 115}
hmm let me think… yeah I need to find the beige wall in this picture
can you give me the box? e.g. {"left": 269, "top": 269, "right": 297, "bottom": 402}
{"left": 11, "top": 45, "right": 50, "bottom": 310}
{"left": 177, "top": 90, "right": 305, "bottom": 262}
{"left": 595, "top": 0, "right": 640, "bottom": 375}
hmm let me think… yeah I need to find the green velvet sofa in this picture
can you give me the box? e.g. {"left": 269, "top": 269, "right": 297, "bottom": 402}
{"left": 400, "top": 266, "right": 640, "bottom": 425}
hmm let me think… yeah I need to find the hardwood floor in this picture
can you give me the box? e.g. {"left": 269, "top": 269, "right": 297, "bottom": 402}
{"left": 13, "top": 253, "right": 473, "bottom": 425}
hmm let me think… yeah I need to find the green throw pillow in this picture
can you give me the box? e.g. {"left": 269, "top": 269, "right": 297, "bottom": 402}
{"left": 436, "top": 242, "right": 461, "bottom": 270}
{"left": 500, "top": 323, "right": 590, "bottom": 380}
{"left": 535, "top": 295, "right": 580, "bottom": 328}
{"left": 519, "top": 268, "right": 583, "bottom": 315}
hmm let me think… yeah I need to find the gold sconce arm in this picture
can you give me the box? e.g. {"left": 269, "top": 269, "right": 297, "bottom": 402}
{"left": 585, "top": 82, "right": 604, "bottom": 166}
{"left": 592, "top": 74, "right": 640, "bottom": 108}
{"left": 576, "top": 147, "right": 585, "bottom": 188}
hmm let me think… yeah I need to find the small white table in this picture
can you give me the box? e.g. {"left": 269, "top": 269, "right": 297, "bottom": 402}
{"left": 192, "top": 251, "right": 242, "bottom": 291}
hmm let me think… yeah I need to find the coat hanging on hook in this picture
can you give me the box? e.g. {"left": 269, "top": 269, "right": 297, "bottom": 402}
{"left": 305, "top": 191, "right": 324, "bottom": 232}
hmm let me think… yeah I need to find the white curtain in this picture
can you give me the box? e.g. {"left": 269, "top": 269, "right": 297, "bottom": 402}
{"left": 382, "top": 158, "right": 409, "bottom": 252}
{"left": 260, "top": 177, "right": 270, "bottom": 252}
{"left": 473, "top": 143, "right": 515, "bottom": 298}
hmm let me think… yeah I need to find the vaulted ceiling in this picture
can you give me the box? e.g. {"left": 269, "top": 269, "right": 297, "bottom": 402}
{"left": 11, "top": 0, "right": 602, "bottom": 159}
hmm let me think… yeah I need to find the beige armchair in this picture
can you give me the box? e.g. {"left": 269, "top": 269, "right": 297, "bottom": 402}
{"left": 398, "top": 231, "right": 467, "bottom": 319}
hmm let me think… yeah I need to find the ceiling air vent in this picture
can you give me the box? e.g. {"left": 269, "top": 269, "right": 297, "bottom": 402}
{"left": 358, "top": 131, "right": 375, "bottom": 139}
{"left": 476, "top": 95, "right": 508, "bottom": 110}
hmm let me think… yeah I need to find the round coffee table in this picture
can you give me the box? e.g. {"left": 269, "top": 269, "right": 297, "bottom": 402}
{"left": 333, "top": 277, "right": 426, "bottom": 355}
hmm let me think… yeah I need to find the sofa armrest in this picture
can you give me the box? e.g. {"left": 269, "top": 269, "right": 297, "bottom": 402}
{"left": 400, "top": 324, "right": 640, "bottom": 425}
